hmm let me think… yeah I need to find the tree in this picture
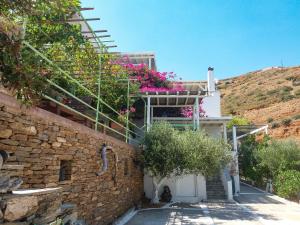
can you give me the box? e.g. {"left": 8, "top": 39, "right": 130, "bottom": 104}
{"left": 255, "top": 139, "right": 300, "bottom": 179}
{"left": 143, "top": 122, "right": 231, "bottom": 203}
{"left": 238, "top": 135, "right": 270, "bottom": 185}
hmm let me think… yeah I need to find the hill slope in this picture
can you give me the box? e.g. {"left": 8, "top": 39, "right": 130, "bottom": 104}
{"left": 219, "top": 66, "right": 300, "bottom": 140}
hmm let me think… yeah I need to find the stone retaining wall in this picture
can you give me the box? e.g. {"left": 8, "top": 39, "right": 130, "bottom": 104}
{"left": 0, "top": 93, "right": 144, "bottom": 225}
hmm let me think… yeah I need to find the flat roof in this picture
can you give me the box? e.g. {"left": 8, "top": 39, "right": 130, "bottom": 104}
{"left": 136, "top": 81, "right": 208, "bottom": 106}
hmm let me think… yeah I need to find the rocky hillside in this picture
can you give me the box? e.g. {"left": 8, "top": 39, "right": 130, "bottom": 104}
{"left": 219, "top": 66, "right": 300, "bottom": 140}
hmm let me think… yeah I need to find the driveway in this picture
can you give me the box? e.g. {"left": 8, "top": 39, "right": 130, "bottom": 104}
{"left": 234, "top": 182, "right": 300, "bottom": 225}
{"left": 125, "top": 183, "right": 300, "bottom": 225}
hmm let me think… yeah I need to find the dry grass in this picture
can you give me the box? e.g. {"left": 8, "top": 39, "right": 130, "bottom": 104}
{"left": 219, "top": 66, "right": 300, "bottom": 140}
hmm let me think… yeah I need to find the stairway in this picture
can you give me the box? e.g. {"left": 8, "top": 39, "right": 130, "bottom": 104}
{"left": 206, "top": 176, "right": 226, "bottom": 200}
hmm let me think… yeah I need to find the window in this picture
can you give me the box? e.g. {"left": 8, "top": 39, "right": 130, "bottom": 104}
{"left": 59, "top": 160, "right": 72, "bottom": 181}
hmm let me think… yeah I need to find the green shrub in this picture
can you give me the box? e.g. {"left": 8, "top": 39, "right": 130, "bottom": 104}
{"left": 267, "top": 89, "right": 278, "bottom": 95}
{"left": 295, "top": 89, "right": 300, "bottom": 97}
{"left": 281, "top": 86, "right": 293, "bottom": 92}
{"left": 281, "top": 118, "right": 292, "bottom": 126}
{"left": 267, "top": 117, "right": 274, "bottom": 123}
{"left": 271, "top": 122, "right": 280, "bottom": 128}
{"left": 281, "top": 94, "right": 295, "bottom": 102}
{"left": 227, "top": 116, "right": 250, "bottom": 129}
{"left": 292, "top": 80, "right": 300, "bottom": 86}
{"left": 257, "top": 95, "right": 267, "bottom": 101}
{"left": 286, "top": 76, "right": 297, "bottom": 81}
{"left": 293, "top": 114, "right": 300, "bottom": 120}
{"left": 256, "top": 139, "right": 300, "bottom": 178}
{"left": 275, "top": 170, "right": 300, "bottom": 200}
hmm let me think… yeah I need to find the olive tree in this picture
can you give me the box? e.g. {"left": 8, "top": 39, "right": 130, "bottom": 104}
{"left": 143, "top": 122, "right": 232, "bottom": 203}
{"left": 256, "top": 139, "right": 300, "bottom": 178}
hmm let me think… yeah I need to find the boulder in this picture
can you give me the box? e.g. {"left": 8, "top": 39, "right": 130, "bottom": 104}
{"left": 4, "top": 196, "right": 38, "bottom": 222}
{"left": 0, "top": 177, "right": 23, "bottom": 193}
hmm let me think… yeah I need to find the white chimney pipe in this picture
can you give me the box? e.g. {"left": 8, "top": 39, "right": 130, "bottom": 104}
{"left": 207, "top": 67, "right": 216, "bottom": 92}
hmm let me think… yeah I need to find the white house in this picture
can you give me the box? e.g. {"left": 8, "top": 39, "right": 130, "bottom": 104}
{"left": 140, "top": 67, "right": 235, "bottom": 203}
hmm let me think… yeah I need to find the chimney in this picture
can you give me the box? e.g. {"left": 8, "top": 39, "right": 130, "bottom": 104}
{"left": 207, "top": 67, "right": 215, "bottom": 92}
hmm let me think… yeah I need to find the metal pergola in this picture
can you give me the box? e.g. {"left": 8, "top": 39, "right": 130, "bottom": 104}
{"left": 231, "top": 124, "right": 269, "bottom": 195}
{"left": 136, "top": 80, "right": 232, "bottom": 132}
{"left": 19, "top": 6, "right": 146, "bottom": 145}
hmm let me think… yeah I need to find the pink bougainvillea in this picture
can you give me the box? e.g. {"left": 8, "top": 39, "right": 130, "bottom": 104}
{"left": 180, "top": 99, "right": 206, "bottom": 118}
{"left": 120, "top": 107, "right": 136, "bottom": 115}
{"left": 113, "top": 55, "right": 185, "bottom": 93}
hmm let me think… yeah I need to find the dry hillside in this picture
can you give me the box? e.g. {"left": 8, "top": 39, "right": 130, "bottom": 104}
{"left": 219, "top": 66, "right": 300, "bottom": 140}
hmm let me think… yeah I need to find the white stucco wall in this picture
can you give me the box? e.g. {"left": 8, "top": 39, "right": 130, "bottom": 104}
{"left": 201, "top": 124, "right": 222, "bottom": 138}
{"left": 144, "top": 174, "right": 206, "bottom": 203}
{"left": 202, "top": 91, "right": 221, "bottom": 117}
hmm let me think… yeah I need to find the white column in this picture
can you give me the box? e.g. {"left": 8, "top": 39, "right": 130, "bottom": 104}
{"left": 148, "top": 58, "right": 151, "bottom": 69}
{"left": 151, "top": 106, "right": 153, "bottom": 123}
{"left": 192, "top": 105, "right": 195, "bottom": 130}
{"left": 223, "top": 123, "right": 227, "bottom": 143}
{"left": 232, "top": 126, "right": 240, "bottom": 195}
{"left": 147, "top": 97, "right": 151, "bottom": 131}
{"left": 195, "top": 97, "right": 200, "bottom": 130}
{"left": 232, "top": 126, "right": 238, "bottom": 152}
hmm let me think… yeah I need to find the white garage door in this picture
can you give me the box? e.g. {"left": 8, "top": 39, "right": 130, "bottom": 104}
{"left": 176, "top": 175, "right": 196, "bottom": 197}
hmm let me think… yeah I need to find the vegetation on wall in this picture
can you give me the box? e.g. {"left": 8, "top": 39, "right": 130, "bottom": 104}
{"left": 226, "top": 116, "right": 250, "bottom": 129}
{"left": 0, "top": 1, "right": 184, "bottom": 121}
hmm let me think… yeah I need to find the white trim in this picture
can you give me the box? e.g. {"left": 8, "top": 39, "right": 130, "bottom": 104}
{"left": 237, "top": 125, "right": 268, "bottom": 140}
{"left": 146, "top": 97, "right": 151, "bottom": 131}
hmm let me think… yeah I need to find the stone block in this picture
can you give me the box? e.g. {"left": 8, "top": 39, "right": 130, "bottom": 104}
{"left": 40, "top": 142, "right": 50, "bottom": 148}
{"left": 9, "top": 123, "right": 37, "bottom": 136}
{"left": 0, "top": 129, "right": 12, "bottom": 139}
{"left": 38, "top": 133, "right": 48, "bottom": 141}
{"left": 57, "top": 137, "right": 66, "bottom": 143}
{"left": 52, "top": 142, "right": 61, "bottom": 148}
{"left": 11, "top": 134, "right": 28, "bottom": 141}
{"left": 4, "top": 196, "right": 38, "bottom": 222}
{"left": 0, "top": 111, "right": 13, "bottom": 118}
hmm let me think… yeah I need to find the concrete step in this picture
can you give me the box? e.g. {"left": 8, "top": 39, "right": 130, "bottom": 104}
{"left": 206, "top": 175, "right": 226, "bottom": 200}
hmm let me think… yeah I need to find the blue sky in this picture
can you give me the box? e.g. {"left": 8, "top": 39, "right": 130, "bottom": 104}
{"left": 81, "top": 0, "right": 300, "bottom": 80}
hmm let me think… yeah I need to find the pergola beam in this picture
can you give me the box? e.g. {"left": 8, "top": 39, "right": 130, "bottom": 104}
{"left": 85, "top": 35, "right": 111, "bottom": 39}
{"left": 138, "top": 94, "right": 206, "bottom": 98}
{"left": 151, "top": 105, "right": 194, "bottom": 107}
{"left": 80, "top": 7, "right": 95, "bottom": 11}
{"left": 82, "top": 30, "right": 107, "bottom": 33}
